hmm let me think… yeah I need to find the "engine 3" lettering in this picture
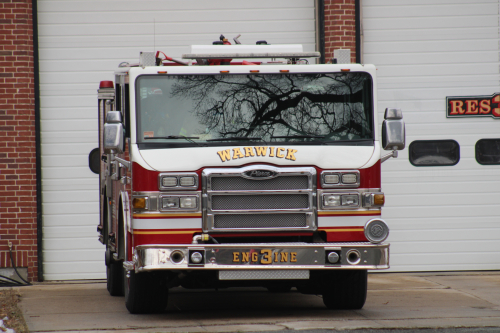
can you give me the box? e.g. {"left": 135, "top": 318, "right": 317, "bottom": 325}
{"left": 232, "top": 250, "right": 298, "bottom": 264}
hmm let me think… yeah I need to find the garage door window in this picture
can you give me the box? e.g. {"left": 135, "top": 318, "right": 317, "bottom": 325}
{"left": 409, "top": 140, "right": 460, "bottom": 166}
{"left": 475, "top": 139, "right": 500, "bottom": 165}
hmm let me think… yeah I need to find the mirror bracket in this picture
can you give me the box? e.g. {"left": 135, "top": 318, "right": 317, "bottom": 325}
{"left": 381, "top": 147, "right": 399, "bottom": 163}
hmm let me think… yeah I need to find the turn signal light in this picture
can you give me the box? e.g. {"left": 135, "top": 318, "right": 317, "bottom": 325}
{"left": 132, "top": 197, "right": 147, "bottom": 209}
{"left": 363, "top": 192, "right": 385, "bottom": 207}
{"left": 374, "top": 194, "right": 385, "bottom": 205}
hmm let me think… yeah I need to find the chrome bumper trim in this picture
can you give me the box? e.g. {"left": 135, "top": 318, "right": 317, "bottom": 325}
{"left": 128, "top": 242, "right": 389, "bottom": 273}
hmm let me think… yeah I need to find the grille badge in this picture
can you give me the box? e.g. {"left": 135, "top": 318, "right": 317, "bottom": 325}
{"left": 242, "top": 169, "right": 279, "bottom": 180}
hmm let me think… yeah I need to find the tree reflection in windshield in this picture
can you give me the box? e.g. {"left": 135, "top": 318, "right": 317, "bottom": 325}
{"left": 137, "top": 72, "right": 373, "bottom": 144}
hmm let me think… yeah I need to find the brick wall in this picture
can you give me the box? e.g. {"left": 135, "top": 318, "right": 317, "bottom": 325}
{"left": 0, "top": 0, "right": 37, "bottom": 281}
{"left": 324, "top": 0, "right": 357, "bottom": 63}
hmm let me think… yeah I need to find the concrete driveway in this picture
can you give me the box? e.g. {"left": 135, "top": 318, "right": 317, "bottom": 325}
{"left": 17, "top": 272, "right": 500, "bottom": 332}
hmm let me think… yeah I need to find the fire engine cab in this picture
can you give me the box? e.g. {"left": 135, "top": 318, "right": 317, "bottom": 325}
{"left": 97, "top": 37, "right": 406, "bottom": 314}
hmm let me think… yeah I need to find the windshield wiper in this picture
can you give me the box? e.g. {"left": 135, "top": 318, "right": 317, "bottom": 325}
{"left": 144, "top": 135, "right": 203, "bottom": 146}
{"left": 206, "top": 137, "right": 262, "bottom": 142}
{"left": 271, "top": 135, "right": 325, "bottom": 139}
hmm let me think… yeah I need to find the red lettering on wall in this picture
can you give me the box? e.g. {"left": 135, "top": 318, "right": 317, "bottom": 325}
{"left": 449, "top": 100, "right": 465, "bottom": 115}
{"left": 479, "top": 99, "right": 491, "bottom": 114}
{"left": 447, "top": 93, "right": 500, "bottom": 119}
{"left": 492, "top": 95, "right": 500, "bottom": 118}
{"left": 464, "top": 100, "right": 479, "bottom": 114}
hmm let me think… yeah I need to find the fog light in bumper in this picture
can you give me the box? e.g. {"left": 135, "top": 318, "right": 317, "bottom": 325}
{"left": 365, "top": 219, "right": 389, "bottom": 244}
{"left": 327, "top": 251, "right": 340, "bottom": 264}
{"left": 190, "top": 251, "right": 203, "bottom": 264}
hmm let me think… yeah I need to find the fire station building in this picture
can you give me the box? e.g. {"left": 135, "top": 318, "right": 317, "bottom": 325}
{"left": 0, "top": 0, "right": 499, "bottom": 281}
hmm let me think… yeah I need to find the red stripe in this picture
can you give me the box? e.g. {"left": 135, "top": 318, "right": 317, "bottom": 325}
{"left": 133, "top": 229, "right": 202, "bottom": 246}
{"left": 319, "top": 229, "right": 367, "bottom": 242}
{"left": 211, "top": 232, "right": 313, "bottom": 238}
{"left": 133, "top": 215, "right": 201, "bottom": 219}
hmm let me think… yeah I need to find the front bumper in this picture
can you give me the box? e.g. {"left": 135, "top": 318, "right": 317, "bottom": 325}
{"left": 124, "top": 242, "right": 389, "bottom": 273}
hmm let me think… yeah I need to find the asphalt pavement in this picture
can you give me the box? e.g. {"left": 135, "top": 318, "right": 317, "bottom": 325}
{"left": 16, "top": 271, "right": 500, "bottom": 332}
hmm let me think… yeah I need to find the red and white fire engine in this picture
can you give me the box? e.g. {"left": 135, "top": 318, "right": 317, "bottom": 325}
{"left": 97, "top": 36, "right": 405, "bottom": 314}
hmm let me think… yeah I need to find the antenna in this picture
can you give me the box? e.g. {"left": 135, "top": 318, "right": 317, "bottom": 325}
{"left": 154, "top": 18, "right": 156, "bottom": 52}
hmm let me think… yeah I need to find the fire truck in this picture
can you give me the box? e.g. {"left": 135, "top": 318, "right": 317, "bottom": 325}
{"left": 97, "top": 36, "right": 405, "bottom": 314}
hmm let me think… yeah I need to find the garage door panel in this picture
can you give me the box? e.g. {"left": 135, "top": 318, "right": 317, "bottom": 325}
{"left": 390, "top": 240, "right": 500, "bottom": 254}
{"left": 364, "top": 3, "right": 496, "bottom": 18}
{"left": 43, "top": 249, "right": 103, "bottom": 263}
{"left": 39, "top": 0, "right": 311, "bottom": 12}
{"left": 385, "top": 193, "right": 499, "bottom": 207}
{"left": 40, "top": 214, "right": 98, "bottom": 227}
{"left": 367, "top": 51, "right": 498, "bottom": 66}
{"left": 363, "top": 15, "right": 498, "bottom": 31}
{"left": 384, "top": 181, "right": 500, "bottom": 195}
{"left": 39, "top": 0, "right": 316, "bottom": 280}
{"left": 43, "top": 202, "right": 99, "bottom": 215}
{"left": 39, "top": 20, "right": 314, "bottom": 38}
{"left": 40, "top": 8, "right": 313, "bottom": 25}
{"left": 383, "top": 205, "right": 499, "bottom": 219}
{"left": 390, "top": 229, "right": 500, "bottom": 242}
{"left": 43, "top": 190, "right": 97, "bottom": 203}
{"left": 388, "top": 217, "right": 500, "bottom": 229}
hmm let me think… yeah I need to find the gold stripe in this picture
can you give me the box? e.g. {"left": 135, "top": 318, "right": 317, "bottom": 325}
{"left": 134, "top": 230, "right": 198, "bottom": 235}
{"left": 133, "top": 213, "right": 202, "bottom": 218}
{"left": 318, "top": 210, "right": 381, "bottom": 216}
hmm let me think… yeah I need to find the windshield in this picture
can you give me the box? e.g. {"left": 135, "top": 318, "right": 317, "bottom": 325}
{"left": 136, "top": 72, "right": 373, "bottom": 147}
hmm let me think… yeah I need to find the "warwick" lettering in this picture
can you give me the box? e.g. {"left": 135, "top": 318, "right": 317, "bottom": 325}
{"left": 217, "top": 147, "right": 298, "bottom": 162}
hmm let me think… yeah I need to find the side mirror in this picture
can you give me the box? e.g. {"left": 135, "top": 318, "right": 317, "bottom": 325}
{"left": 382, "top": 108, "right": 405, "bottom": 150}
{"left": 104, "top": 111, "right": 124, "bottom": 154}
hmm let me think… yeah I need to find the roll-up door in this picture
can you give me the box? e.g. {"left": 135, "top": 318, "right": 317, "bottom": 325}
{"left": 38, "top": 0, "right": 316, "bottom": 280}
{"left": 362, "top": 0, "right": 500, "bottom": 271}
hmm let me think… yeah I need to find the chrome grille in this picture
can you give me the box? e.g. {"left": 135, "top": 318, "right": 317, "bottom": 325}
{"left": 211, "top": 194, "right": 309, "bottom": 210}
{"left": 211, "top": 176, "right": 309, "bottom": 191}
{"left": 203, "top": 165, "right": 316, "bottom": 232}
{"left": 214, "top": 214, "right": 307, "bottom": 229}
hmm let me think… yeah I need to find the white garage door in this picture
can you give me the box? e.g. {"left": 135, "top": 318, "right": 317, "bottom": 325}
{"left": 38, "top": 0, "right": 316, "bottom": 280}
{"left": 363, "top": 0, "right": 500, "bottom": 271}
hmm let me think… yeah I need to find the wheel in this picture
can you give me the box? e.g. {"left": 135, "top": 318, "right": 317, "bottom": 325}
{"left": 104, "top": 201, "right": 124, "bottom": 296}
{"left": 322, "top": 270, "right": 367, "bottom": 310}
{"left": 107, "top": 260, "right": 124, "bottom": 296}
{"left": 125, "top": 270, "right": 169, "bottom": 314}
{"left": 266, "top": 285, "right": 293, "bottom": 293}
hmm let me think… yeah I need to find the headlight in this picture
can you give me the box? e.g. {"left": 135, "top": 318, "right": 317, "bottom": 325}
{"left": 323, "top": 174, "right": 340, "bottom": 184}
{"left": 321, "top": 171, "right": 360, "bottom": 188}
{"left": 162, "top": 197, "right": 179, "bottom": 209}
{"left": 179, "top": 176, "right": 196, "bottom": 186}
{"left": 341, "top": 173, "right": 358, "bottom": 184}
{"left": 160, "top": 195, "right": 198, "bottom": 210}
{"left": 341, "top": 194, "right": 359, "bottom": 206}
{"left": 323, "top": 194, "right": 341, "bottom": 207}
{"left": 180, "top": 196, "right": 197, "bottom": 209}
{"left": 321, "top": 193, "right": 360, "bottom": 209}
{"left": 159, "top": 173, "right": 198, "bottom": 190}
{"left": 162, "top": 177, "right": 177, "bottom": 187}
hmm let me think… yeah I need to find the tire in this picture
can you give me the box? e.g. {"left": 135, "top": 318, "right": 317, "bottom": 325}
{"left": 104, "top": 200, "right": 125, "bottom": 297}
{"left": 322, "top": 270, "right": 367, "bottom": 310}
{"left": 107, "top": 260, "right": 125, "bottom": 296}
{"left": 125, "top": 270, "right": 169, "bottom": 314}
